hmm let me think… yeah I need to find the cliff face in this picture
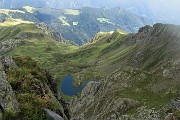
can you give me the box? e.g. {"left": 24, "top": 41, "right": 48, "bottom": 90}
{"left": 0, "top": 56, "right": 70, "bottom": 120}
{"left": 0, "top": 57, "right": 19, "bottom": 119}
{"left": 70, "top": 24, "right": 180, "bottom": 120}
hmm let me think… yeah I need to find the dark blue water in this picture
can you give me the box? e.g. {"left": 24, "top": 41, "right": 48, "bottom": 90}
{"left": 61, "top": 75, "right": 89, "bottom": 96}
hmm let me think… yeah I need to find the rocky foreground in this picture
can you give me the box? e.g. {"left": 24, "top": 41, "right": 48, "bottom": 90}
{"left": 0, "top": 56, "right": 70, "bottom": 120}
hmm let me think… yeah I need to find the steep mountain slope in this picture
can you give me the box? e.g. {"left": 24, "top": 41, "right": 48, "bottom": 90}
{"left": 0, "top": 7, "right": 153, "bottom": 44}
{"left": 69, "top": 23, "right": 180, "bottom": 120}
{"left": 0, "top": 22, "right": 180, "bottom": 120}
{"left": 34, "top": 7, "right": 153, "bottom": 45}
{"left": 0, "top": 23, "right": 76, "bottom": 120}
{"left": 0, "top": 56, "right": 70, "bottom": 120}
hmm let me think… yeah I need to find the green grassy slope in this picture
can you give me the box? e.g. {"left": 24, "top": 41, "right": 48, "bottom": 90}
{"left": 0, "top": 23, "right": 78, "bottom": 63}
{"left": 1, "top": 23, "right": 180, "bottom": 119}
{"left": 0, "top": 23, "right": 128, "bottom": 100}
{"left": 0, "top": 23, "right": 79, "bottom": 101}
{"left": 0, "top": 23, "right": 74, "bottom": 119}
{"left": 70, "top": 24, "right": 180, "bottom": 119}
{"left": 3, "top": 56, "right": 60, "bottom": 120}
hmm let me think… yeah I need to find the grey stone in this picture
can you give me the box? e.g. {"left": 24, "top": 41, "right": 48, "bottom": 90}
{"left": 0, "top": 60, "right": 19, "bottom": 114}
{"left": 43, "top": 108, "right": 64, "bottom": 120}
{"left": 2, "top": 56, "right": 16, "bottom": 68}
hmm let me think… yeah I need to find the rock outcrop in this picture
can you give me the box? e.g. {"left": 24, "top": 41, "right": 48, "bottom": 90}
{"left": 71, "top": 74, "right": 140, "bottom": 120}
{"left": 0, "top": 56, "right": 70, "bottom": 120}
{"left": 51, "top": 32, "right": 62, "bottom": 42}
{"left": 0, "top": 57, "right": 19, "bottom": 117}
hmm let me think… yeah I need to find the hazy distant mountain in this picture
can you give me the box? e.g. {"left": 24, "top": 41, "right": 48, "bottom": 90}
{"left": 0, "top": 6, "right": 152, "bottom": 44}
{"left": 0, "top": 0, "right": 91, "bottom": 9}
{"left": 1, "top": 0, "right": 179, "bottom": 25}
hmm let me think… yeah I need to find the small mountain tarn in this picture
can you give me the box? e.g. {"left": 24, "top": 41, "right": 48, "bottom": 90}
{"left": 61, "top": 75, "right": 96, "bottom": 96}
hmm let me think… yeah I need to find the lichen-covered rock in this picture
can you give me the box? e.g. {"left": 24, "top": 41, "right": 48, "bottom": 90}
{"left": 71, "top": 78, "right": 139, "bottom": 120}
{"left": 0, "top": 59, "right": 19, "bottom": 115}
{"left": 0, "top": 39, "right": 23, "bottom": 54}
{"left": 2, "top": 56, "right": 16, "bottom": 68}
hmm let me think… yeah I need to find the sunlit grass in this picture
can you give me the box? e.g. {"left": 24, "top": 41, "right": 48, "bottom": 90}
{"left": 0, "top": 9, "right": 25, "bottom": 16}
{"left": 97, "top": 17, "right": 114, "bottom": 25}
{"left": 64, "top": 9, "right": 80, "bottom": 15}
{"left": 23, "top": 6, "right": 35, "bottom": 13}
{"left": 59, "top": 16, "right": 71, "bottom": 26}
{"left": 0, "top": 18, "right": 33, "bottom": 26}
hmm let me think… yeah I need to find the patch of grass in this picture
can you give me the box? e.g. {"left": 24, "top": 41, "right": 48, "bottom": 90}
{"left": 4, "top": 56, "right": 60, "bottom": 119}
{"left": 59, "top": 16, "right": 71, "bottom": 26}
{"left": 73, "top": 22, "right": 78, "bottom": 26}
{"left": 0, "top": 18, "right": 33, "bottom": 26}
{"left": 97, "top": 18, "right": 114, "bottom": 25}
{"left": 64, "top": 9, "right": 80, "bottom": 15}
{"left": 23, "top": 6, "right": 35, "bottom": 13}
{"left": 0, "top": 9, "right": 25, "bottom": 15}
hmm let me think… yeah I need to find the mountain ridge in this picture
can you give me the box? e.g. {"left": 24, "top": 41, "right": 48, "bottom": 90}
{"left": 0, "top": 6, "right": 153, "bottom": 45}
{"left": 70, "top": 23, "right": 180, "bottom": 120}
{"left": 0, "top": 21, "right": 180, "bottom": 120}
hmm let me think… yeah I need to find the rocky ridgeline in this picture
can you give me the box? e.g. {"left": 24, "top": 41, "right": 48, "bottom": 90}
{"left": 36, "top": 23, "right": 66, "bottom": 43}
{"left": 70, "top": 24, "right": 180, "bottom": 120}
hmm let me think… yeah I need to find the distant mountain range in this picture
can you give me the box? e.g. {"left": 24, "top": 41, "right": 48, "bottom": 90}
{"left": 0, "top": 6, "right": 153, "bottom": 44}
{"left": 1, "top": 0, "right": 89, "bottom": 9}
{"left": 0, "top": 0, "right": 180, "bottom": 25}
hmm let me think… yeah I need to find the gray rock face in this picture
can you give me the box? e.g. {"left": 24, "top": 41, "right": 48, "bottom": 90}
{"left": 51, "top": 32, "right": 62, "bottom": 42}
{"left": 36, "top": 23, "right": 50, "bottom": 33}
{"left": 43, "top": 108, "right": 64, "bottom": 120}
{"left": 70, "top": 24, "right": 180, "bottom": 120}
{"left": 2, "top": 56, "right": 16, "bottom": 68}
{"left": 0, "top": 59, "right": 19, "bottom": 115}
{"left": 164, "top": 98, "right": 180, "bottom": 120}
{"left": 0, "top": 39, "right": 23, "bottom": 54}
{"left": 71, "top": 79, "right": 139, "bottom": 120}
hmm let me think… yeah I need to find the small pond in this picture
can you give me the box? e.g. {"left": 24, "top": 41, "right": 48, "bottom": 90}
{"left": 61, "top": 75, "right": 90, "bottom": 96}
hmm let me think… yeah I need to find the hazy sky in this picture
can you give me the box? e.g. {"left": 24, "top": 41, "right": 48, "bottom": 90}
{"left": 94, "top": 0, "right": 180, "bottom": 24}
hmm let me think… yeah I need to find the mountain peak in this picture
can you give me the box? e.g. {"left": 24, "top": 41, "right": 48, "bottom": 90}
{"left": 138, "top": 25, "right": 152, "bottom": 33}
